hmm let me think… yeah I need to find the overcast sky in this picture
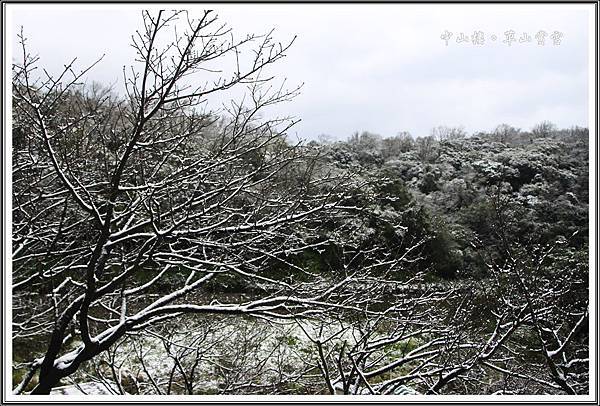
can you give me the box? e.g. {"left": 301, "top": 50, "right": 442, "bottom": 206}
{"left": 8, "top": 4, "right": 593, "bottom": 140}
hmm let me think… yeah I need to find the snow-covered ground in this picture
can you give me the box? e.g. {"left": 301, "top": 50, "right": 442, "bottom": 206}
{"left": 49, "top": 314, "right": 419, "bottom": 395}
{"left": 50, "top": 381, "right": 124, "bottom": 395}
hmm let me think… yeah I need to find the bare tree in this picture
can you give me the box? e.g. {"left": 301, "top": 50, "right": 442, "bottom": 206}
{"left": 493, "top": 123, "right": 518, "bottom": 140}
{"left": 12, "top": 10, "right": 359, "bottom": 394}
{"left": 531, "top": 121, "right": 557, "bottom": 138}
{"left": 416, "top": 135, "right": 439, "bottom": 163}
{"left": 430, "top": 125, "right": 466, "bottom": 142}
{"left": 381, "top": 131, "right": 414, "bottom": 159}
{"left": 290, "top": 188, "right": 588, "bottom": 396}
{"left": 298, "top": 255, "right": 587, "bottom": 395}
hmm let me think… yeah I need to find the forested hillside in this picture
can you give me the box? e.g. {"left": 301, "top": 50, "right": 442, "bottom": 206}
{"left": 318, "top": 126, "right": 589, "bottom": 282}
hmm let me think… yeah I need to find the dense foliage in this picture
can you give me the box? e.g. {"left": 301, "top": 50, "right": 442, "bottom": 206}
{"left": 321, "top": 127, "right": 589, "bottom": 281}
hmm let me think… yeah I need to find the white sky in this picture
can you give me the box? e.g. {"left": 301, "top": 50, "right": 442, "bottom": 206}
{"left": 7, "top": 3, "right": 594, "bottom": 140}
